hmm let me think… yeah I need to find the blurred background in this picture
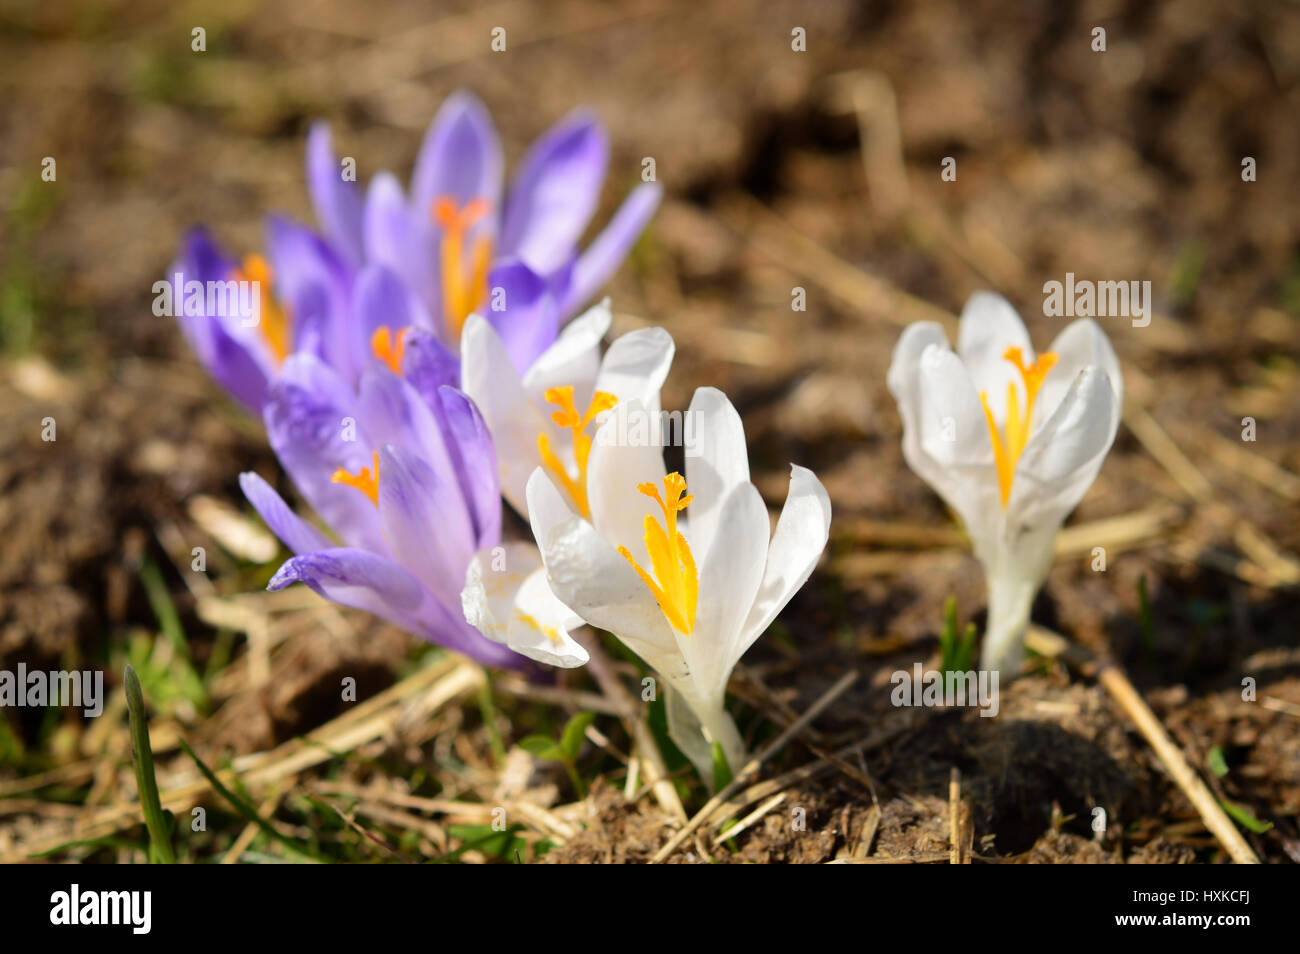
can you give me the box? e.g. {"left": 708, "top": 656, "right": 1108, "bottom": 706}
{"left": 1, "top": 0, "right": 1298, "bottom": 863}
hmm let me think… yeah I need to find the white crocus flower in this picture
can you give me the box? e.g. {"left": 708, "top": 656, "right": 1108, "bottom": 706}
{"left": 524, "top": 386, "right": 832, "bottom": 782}
{"left": 887, "top": 291, "right": 1122, "bottom": 676}
{"left": 460, "top": 298, "right": 674, "bottom": 520}
{"left": 461, "top": 541, "right": 589, "bottom": 668}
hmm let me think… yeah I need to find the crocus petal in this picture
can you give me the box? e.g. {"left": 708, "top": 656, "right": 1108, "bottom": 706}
{"left": 357, "top": 365, "right": 457, "bottom": 488}
{"left": 739, "top": 464, "right": 832, "bottom": 650}
{"left": 586, "top": 399, "right": 669, "bottom": 567}
{"left": 411, "top": 90, "right": 503, "bottom": 220}
{"left": 364, "top": 171, "right": 438, "bottom": 316}
{"left": 264, "top": 354, "right": 386, "bottom": 553}
{"left": 403, "top": 328, "right": 461, "bottom": 396}
{"left": 352, "top": 264, "right": 433, "bottom": 364}
{"left": 206, "top": 321, "right": 273, "bottom": 413}
{"left": 482, "top": 259, "right": 560, "bottom": 375}
{"left": 267, "top": 545, "right": 521, "bottom": 667}
{"left": 239, "top": 471, "right": 331, "bottom": 555}
{"left": 1009, "top": 365, "right": 1118, "bottom": 532}
{"left": 305, "top": 122, "right": 365, "bottom": 268}
{"left": 956, "top": 291, "right": 1034, "bottom": 419}
{"left": 592, "top": 325, "right": 674, "bottom": 414}
{"left": 526, "top": 468, "right": 685, "bottom": 678}
{"left": 499, "top": 110, "right": 608, "bottom": 275}
{"left": 520, "top": 298, "right": 612, "bottom": 403}
{"left": 561, "top": 182, "right": 662, "bottom": 317}
{"left": 376, "top": 444, "right": 476, "bottom": 612}
{"left": 886, "top": 321, "right": 953, "bottom": 503}
{"left": 682, "top": 480, "right": 769, "bottom": 705}
{"left": 432, "top": 386, "right": 501, "bottom": 551}
{"left": 268, "top": 547, "right": 425, "bottom": 619}
{"left": 1039, "top": 318, "right": 1123, "bottom": 425}
{"left": 914, "top": 344, "right": 1001, "bottom": 541}
{"left": 683, "top": 387, "right": 751, "bottom": 565}
{"left": 460, "top": 314, "right": 549, "bottom": 515}
{"left": 462, "top": 542, "right": 588, "bottom": 668}
{"left": 266, "top": 215, "right": 351, "bottom": 372}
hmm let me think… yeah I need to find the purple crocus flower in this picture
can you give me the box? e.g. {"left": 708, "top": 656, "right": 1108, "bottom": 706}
{"left": 171, "top": 90, "right": 659, "bottom": 415}
{"left": 238, "top": 348, "right": 583, "bottom": 669}
{"left": 308, "top": 90, "right": 662, "bottom": 373}
{"left": 168, "top": 216, "right": 353, "bottom": 414}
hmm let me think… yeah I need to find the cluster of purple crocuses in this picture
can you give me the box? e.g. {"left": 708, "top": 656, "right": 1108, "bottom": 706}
{"left": 171, "top": 91, "right": 660, "bottom": 669}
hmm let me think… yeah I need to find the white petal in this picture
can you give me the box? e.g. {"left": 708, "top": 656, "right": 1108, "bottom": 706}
{"left": 460, "top": 313, "right": 548, "bottom": 516}
{"left": 461, "top": 542, "right": 588, "bottom": 668}
{"left": 1009, "top": 365, "right": 1118, "bottom": 533}
{"left": 526, "top": 468, "right": 685, "bottom": 679}
{"left": 682, "top": 480, "right": 769, "bottom": 704}
{"left": 521, "top": 298, "right": 612, "bottom": 405}
{"left": 586, "top": 400, "right": 668, "bottom": 567}
{"left": 957, "top": 291, "right": 1034, "bottom": 421}
{"left": 683, "top": 386, "right": 751, "bottom": 566}
{"left": 913, "top": 345, "right": 1002, "bottom": 535}
{"left": 886, "top": 322, "right": 955, "bottom": 503}
{"left": 739, "top": 465, "right": 831, "bottom": 651}
{"left": 592, "top": 326, "right": 675, "bottom": 414}
{"left": 1039, "top": 318, "right": 1123, "bottom": 424}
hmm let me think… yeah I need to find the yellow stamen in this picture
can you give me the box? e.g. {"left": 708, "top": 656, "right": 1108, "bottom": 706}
{"left": 370, "top": 325, "right": 411, "bottom": 375}
{"left": 617, "top": 473, "right": 698, "bottom": 636}
{"left": 432, "top": 197, "right": 493, "bottom": 340}
{"left": 232, "top": 254, "right": 291, "bottom": 366}
{"left": 980, "top": 346, "right": 1059, "bottom": 506}
{"left": 537, "top": 385, "right": 618, "bottom": 520}
{"left": 331, "top": 450, "right": 380, "bottom": 506}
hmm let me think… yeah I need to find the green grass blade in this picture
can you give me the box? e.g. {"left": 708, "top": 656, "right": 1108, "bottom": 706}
{"left": 124, "top": 664, "right": 175, "bottom": 864}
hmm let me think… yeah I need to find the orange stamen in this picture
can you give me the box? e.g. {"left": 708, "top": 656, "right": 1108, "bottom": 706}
{"left": 370, "top": 325, "right": 411, "bottom": 375}
{"left": 537, "top": 385, "right": 618, "bottom": 519}
{"left": 432, "top": 197, "right": 493, "bottom": 339}
{"left": 617, "top": 474, "right": 698, "bottom": 636}
{"left": 231, "top": 254, "right": 291, "bottom": 366}
{"left": 980, "top": 347, "right": 1059, "bottom": 506}
{"left": 331, "top": 450, "right": 380, "bottom": 506}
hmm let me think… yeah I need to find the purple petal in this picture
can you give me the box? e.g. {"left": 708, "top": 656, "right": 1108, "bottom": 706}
{"left": 483, "top": 259, "right": 560, "bottom": 374}
{"left": 363, "top": 172, "right": 439, "bottom": 319}
{"left": 499, "top": 110, "right": 608, "bottom": 274}
{"left": 266, "top": 214, "right": 353, "bottom": 371}
{"left": 356, "top": 364, "right": 456, "bottom": 480}
{"left": 376, "top": 444, "right": 475, "bottom": 611}
{"left": 207, "top": 326, "right": 272, "bottom": 413}
{"left": 410, "top": 90, "right": 503, "bottom": 217}
{"left": 352, "top": 263, "right": 434, "bottom": 362}
{"left": 306, "top": 122, "right": 365, "bottom": 268}
{"left": 239, "top": 471, "right": 331, "bottom": 555}
{"left": 268, "top": 546, "right": 526, "bottom": 668}
{"left": 264, "top": 354, "right": 386, "bottom": 553}
{"left": 402, "top": 328, "right": 461, "bottom": 397}
{"left": 268, "top": 546, "right": 424, "bottom": 615}
{"left": 431, "top": 386, "right": 501, "bottom": 550}
{"left": 561, "top": 181, "right": 662, "bottom": 317}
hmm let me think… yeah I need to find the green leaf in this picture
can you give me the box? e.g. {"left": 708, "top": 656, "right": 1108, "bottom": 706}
{"left": 1207, "top": 745, "right": 1229, "bottom": 779}
{"left": 517, "top": 734, "right": 563, "bottom": 760}
{"left": 177, "top": 739, "right": 323, "bottom": 862}
{"left": 1219, "top": 799, "right": 1273, "bottom": 834}
{"left": 711, "top": 741, "right": 734, "bottom": 791}
{"left": 124, "top": 665, "right": 174, "bottom": 864}
{"left": 559, "top": 712, "right": 595, "bottom": 761}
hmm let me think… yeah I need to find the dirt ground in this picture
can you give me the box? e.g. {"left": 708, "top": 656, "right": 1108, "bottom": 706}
{"left": 1, "top": 0, "right": 1298, "bottom": 863}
